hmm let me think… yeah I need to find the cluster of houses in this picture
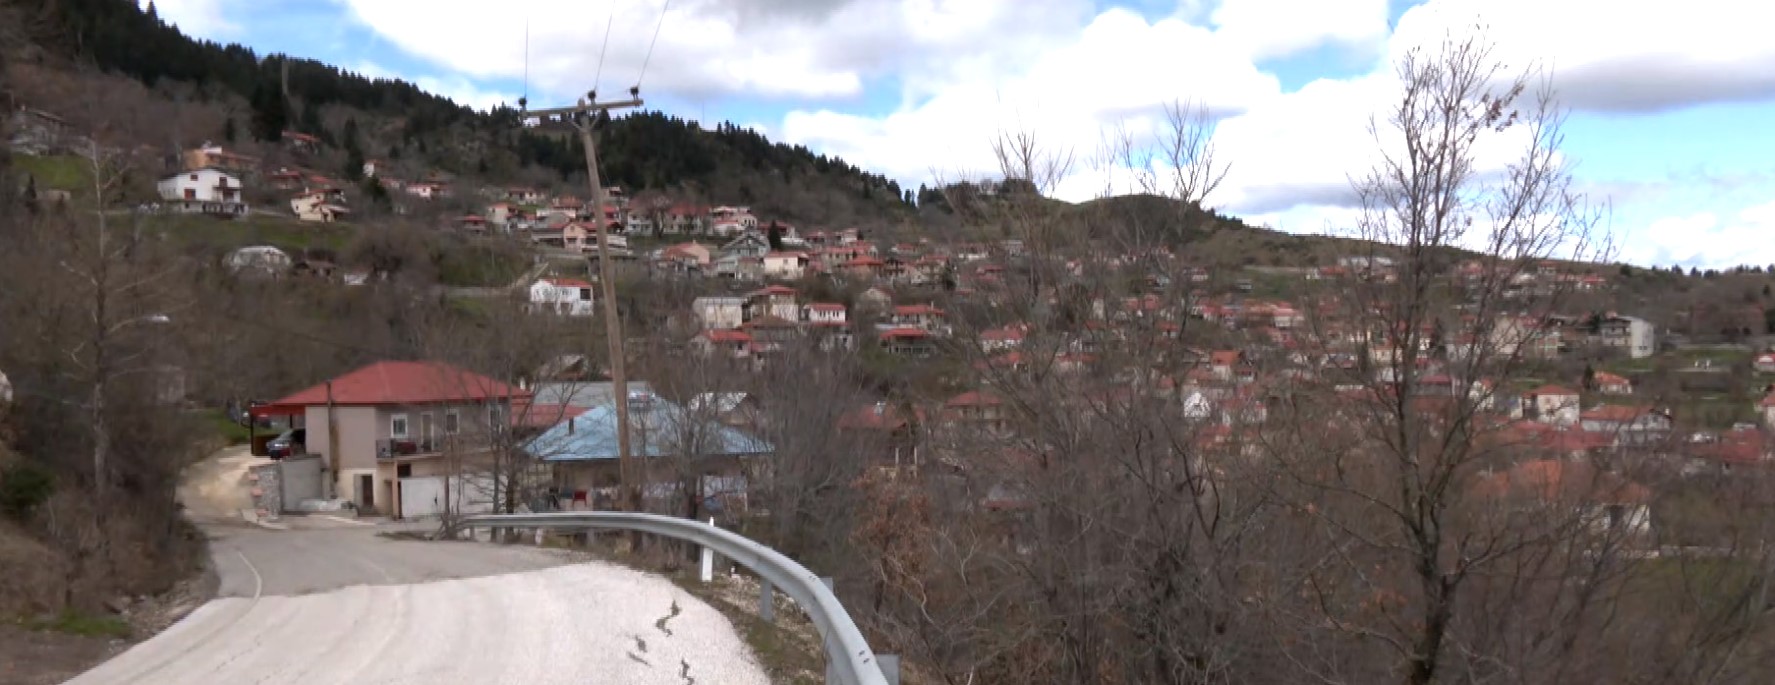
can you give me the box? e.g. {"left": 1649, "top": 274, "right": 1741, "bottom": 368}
{"left": 246, "top": 360, "right": 769, "bottom": 519}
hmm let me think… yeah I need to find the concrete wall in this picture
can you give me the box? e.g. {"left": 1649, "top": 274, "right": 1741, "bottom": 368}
{"left": 304, "top": 405, "right": 379, "bottom": 504}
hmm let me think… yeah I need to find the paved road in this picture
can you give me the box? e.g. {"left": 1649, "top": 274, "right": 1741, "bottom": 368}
{"left": 65, "top": 454, "right": 770, "bottom": 685}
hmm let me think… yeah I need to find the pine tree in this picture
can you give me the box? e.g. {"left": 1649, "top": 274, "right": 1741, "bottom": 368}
{"left": 766, "top": 221, "right": 785, "bottom": 252}
{"left": 248, "top": 80, "right": 288, "bottom": 142}
{"left": 343, "top": 146, "right": 364, "bottom": 182}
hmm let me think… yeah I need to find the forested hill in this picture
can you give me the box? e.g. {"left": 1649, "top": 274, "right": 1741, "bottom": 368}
{"left": 9, "top": 0, "right": 914, "bottom": 226}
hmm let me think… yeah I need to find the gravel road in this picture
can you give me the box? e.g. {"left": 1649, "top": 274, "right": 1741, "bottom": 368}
{"left": 63, "top": 523, "right": 770, "bottom": 684}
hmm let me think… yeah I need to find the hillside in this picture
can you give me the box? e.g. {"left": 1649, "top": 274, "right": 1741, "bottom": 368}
{"left": 5, "top": 0, "right": 914, "bottom": 227}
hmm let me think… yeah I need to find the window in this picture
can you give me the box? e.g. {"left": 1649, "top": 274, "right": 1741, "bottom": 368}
{"left": 445, "top": 409, "right": 460, "bottom": 435}
{"left": 390, "top": 413, "right": 409, "bottom": 438}
{"left": 488, "top": 404, "right": 507, "bottom": 434}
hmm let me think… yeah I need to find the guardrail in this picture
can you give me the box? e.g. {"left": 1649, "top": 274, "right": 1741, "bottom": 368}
{"left": 455, "top": 512, "right": 893, "bottom": 685}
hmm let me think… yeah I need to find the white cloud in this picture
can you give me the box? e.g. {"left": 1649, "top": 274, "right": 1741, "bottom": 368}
{"left": 782, "top": 8, "right": 1281, "bottom": 194}
{"left": 1209, "top": 0, "right": 1388, "bottom": 62}
{"left": 142, "top": 0, "right": 238, "bottom": 38}
{"left": 1628, "top": 201, "right": 1775, "bottom": 269}
{"left": 353, "top": 62, "right": 518, "bottom": 112}
{"left": 338, "top": 0, "right": 1093, "bottom": 103}
{"left": 1390, "top": 0, "right": 1775, "bottom": 113}
{"left": 323, "top": 0, "right": 1773, "bottom": 266}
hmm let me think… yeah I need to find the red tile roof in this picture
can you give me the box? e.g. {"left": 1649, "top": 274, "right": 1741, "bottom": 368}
{"left": 701, "top": 329, "right": 753, "bottom": 344}
{"left": 1527, "top": 384, "right": 1579, "bottom": 397}
{"left": 893, "top": 304, "right": 946, "bottom": 317}
{"left": 879, "top": 327, "right": 931, "bottom": 340}
{"left": 837, "top": 403, "right": 924, "bottom": 431}
{"left": 1580, "top": 404, "right": 1657, "bottom": 422}
{"left": 946, "top": 390, "right": 1002, "bottom": 408}
{"left": 509, "top": 402, "right": 588, "bottom": 428}
{"left": 257, "top": 361, "right": 526, "bottom": 413}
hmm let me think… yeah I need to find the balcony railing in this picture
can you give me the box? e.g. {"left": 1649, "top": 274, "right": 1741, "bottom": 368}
{"left": 377, "top": 437, "right": 441, "bottom": 459}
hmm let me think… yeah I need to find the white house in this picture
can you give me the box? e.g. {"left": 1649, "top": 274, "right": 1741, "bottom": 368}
{"left": 224, "top": 246, "right": 292, "bottom": 276}
{"left": 291, "top": 191, "right": 349, "bottom": 222}
{"left": 747, "top": 285, "right": 801, "bottom": 321}
{"left": 802, "top": 303, "right": 847, "bottom": 325}
{"left": 1599, "top": 315, "right": 1656, "bottom": 359}
{"left": 157, "top": 167, "right": 247, "bottom": 217}
{"left": 1523, "top": 385, "right": 1581, "bottom": 426}
{"left": 761, "top": 251, "right": 810, "bottom": 280}
{"left": 528, "top": 278, "right": 595, "bottom": 316}
{"left": 692, "top": 296, "right": 747, "bottom": 330}
{"left": 710, "top": 206, "right": 758, "bottom": 234}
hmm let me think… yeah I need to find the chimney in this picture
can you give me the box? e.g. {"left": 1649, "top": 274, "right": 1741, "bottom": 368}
{"left": 567, "top": 417, "right": 575, "bottom": 434}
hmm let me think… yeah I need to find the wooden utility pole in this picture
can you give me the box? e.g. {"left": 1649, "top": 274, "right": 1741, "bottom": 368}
{"left": 520, "top": 94, "right": 643, "bottom": 511}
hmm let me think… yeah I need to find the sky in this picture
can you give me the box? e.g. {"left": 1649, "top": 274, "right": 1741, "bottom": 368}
{"left": 145, "top": 0, "right": 1775, "bottom": 269}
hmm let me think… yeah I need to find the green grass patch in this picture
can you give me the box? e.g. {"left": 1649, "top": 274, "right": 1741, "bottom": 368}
{"left": 1672, "top": 347, "right": 1751, "bottom": 366}
{"left": 196, "top": 408, "right": 254, "bottom": 445}
{"left": 1601, "top": 357, "right": 1657, "bottom": 375}
{"left": 20, "top": 610, "right": 131, "bottom": 639}
{"left": 13, "top": 154, "right": 92, "bottom": 192}
{"left": 436, "top": 242, "right": 530, "bottom": 288}
{"left": 149, "top": 213, "right": 352, "bottom": 256}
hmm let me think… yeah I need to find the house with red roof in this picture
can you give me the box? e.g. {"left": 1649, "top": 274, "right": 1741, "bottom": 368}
{"left": 1472, "top": 459, "right": 1653, "bottom": 537}
{"left": 762, "top": 251, "right": 811, "bottom": 280}
{"left": 690, "top": 329, "right": 753, "bottom": 360}
{"left": 943, "top": 390, "right": 1007, "bottom": 433}
{"left": 1579, "top": 404, "right": 1670, "bottom": 445}
{"left": 1592, "top": 371, "right": 1632, "bottom": 395}
{"left": 891, "top": 304, "right": 948, "bottom": 334}
{"left": 837, "top": 401, "right": 926, "bottom": 472}
{"left": 249, "top": 361, "right": 530, "bottom": 516}
{"left": 746, "top": 285, "right": 801, "bottom": 321}
{"left": 979, "top": 324, "right": 1026, "bottom": 352}
{"left": 879, "top": 327, "right": 935, "bottom": 357}
{"left": 528, "top": 277, "right": 595, "bottom": 317}
{"left": 802, "top": 302, "right": 847, "bottom": 325}
{"left": 1522, "top": 385, "right": 1581, "bottom": 426}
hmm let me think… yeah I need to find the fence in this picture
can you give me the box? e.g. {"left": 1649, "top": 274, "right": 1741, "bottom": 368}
{"left": 455, "top": 512, "right": 894, "bottom": 685}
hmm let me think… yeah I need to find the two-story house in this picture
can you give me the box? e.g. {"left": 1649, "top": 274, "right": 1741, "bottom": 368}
{"left": 252, "top": 361, "right": 528, "bottom": 516}
{"left": 890, "top": 304, "right": 948, "bottom": 334}
{"left": 528, "top": 277, "right": 595, "bottom": 316}
{"left": 746, "top": 285, "right": 801, "bottom": 321}
{"left": 290, "top": 190, "right": 349, "bottom": 222}
{"left": 802, "top": 303, "right": 847, "bottom": 325}
{"left": 181, "top": 142, "right": 259, "bottom": 175}
{"left": 761, "top": 251, "right": 810, "bottom": 280}
{"left": 157, "top": 167, "right": 248, "bottom": 218}
{"left": 1598, "top": 315, "right": 1656, "bottom": 359}
{"left": 693, "top": 296, "right": 747, "bottom": 330}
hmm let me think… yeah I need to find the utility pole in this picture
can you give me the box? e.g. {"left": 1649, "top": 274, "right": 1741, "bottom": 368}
{"left": 520, "top": 91, "right": 643, "bottom": 512}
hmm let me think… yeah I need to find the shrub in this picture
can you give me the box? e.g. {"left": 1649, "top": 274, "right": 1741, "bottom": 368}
{"left": 0, "top": 460, "right": 55, "bottom": 521}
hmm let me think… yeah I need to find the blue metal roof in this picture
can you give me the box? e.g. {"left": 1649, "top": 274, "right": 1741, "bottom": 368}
{"left": 526, "top": 395, "right": 772, "bottom": 462}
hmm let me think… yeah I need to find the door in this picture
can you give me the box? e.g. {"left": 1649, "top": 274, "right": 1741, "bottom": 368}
{"left": 420, "top": 413, "right": 435, "bottom": 451}
{"left": 358, "top": 474, "right": 375, "bottom": 511}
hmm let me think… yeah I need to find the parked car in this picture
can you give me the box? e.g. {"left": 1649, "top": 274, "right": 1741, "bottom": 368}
{"left": 267, "top": 428, "right": 305, "bottom": 459}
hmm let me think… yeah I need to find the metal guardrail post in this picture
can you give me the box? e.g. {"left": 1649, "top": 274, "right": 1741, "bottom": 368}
{"left": 457, "top": 512, "right": 889, "bottom": 685}
{"left": 759, "top": 579, "right": 775, "bottom": 623}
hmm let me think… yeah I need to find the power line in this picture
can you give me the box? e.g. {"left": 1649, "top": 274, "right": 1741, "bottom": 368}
{"left": 593, "top": 0, "right": 616, "bottom": 92}
{"left": 635, "top": 0, "right": 671, "bottom": 91}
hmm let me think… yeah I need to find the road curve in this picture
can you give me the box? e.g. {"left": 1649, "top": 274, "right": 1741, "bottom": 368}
{"left": 65, "top": 525, "right": 769, "bottom": 685}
